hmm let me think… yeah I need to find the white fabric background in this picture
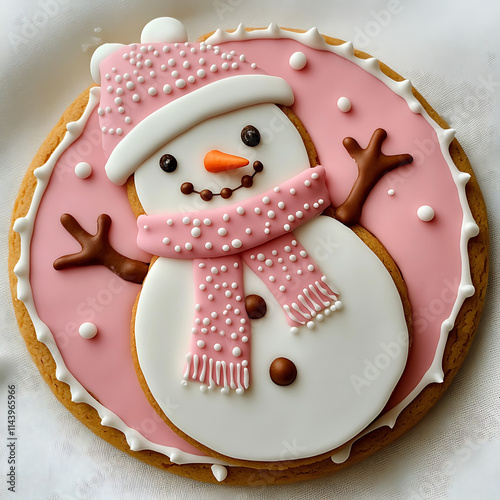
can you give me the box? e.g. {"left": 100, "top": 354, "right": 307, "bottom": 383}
{"left": 1, "top": 0, "right": 499, "bottom": 498}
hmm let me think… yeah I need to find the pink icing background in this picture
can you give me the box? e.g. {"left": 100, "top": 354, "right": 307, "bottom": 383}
{"left": 29, "top": 38, "right": 462, "bottom": 456}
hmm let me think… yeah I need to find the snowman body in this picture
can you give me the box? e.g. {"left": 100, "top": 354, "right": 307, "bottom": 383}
{"left": 132, "top": 104, "right": 409, "bottom": 461}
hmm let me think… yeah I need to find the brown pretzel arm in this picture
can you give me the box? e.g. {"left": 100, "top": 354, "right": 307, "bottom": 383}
{"left": 335, "top": 129, "right": 413, "bottom": 226}
{"left": 53, "top": 213, "right": 149, "bottom": 284}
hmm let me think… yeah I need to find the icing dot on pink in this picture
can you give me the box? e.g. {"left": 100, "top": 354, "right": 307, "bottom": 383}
{"left": 79, "top": 322, "right": 98, "bottom": 340}
{"left": 74, "top": 162, "right": 92, "bottom": 179}
{"left": 289, "top": 51, "right": 307, "bottom": 70}
{"left": 337, "top": 96, "right": 352, "bottom": 112}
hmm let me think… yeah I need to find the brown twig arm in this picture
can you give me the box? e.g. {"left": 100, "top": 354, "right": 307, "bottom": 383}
{"left": 335, "top": 128, "right": 413, "bottom": 226}
{"left": 53, "top": 214, "right": 149, "bottom": 284}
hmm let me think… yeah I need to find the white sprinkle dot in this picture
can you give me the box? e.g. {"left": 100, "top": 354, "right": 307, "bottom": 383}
{"left": 182, "top": 216, "right": 191, "bottom": 224}
{"left": 262, "top": 196, "right": 270, "bottom": 204}
{"left": 388, "top": 189, "right": 395, "bottom": 196}
{"left": 197, "top": 340, "right": 205, "bottom": 348}
{"left": 289, "top": 51, "right": 307, "bottom": 70}
{"left": 176, "top": 79, "right": 186, "bottom": 88}
{"left": 191, "top": 227, "right": 201, "bottom": 238}
{"left": 148, "top": 87, "right": 157, "bottom": 96}
{"left": 74, "top": 162, "right": 92, "bottom": 179}
{"left": 267, "top": 210, "right": 276, "bottom": 219}
{"left": 232, "top": 347, "right": 242, "bottom": 357}
{"left": 205, "top": 242, "right": 213, "bottom": 249}
{"left": 337, "top": 96, "right": 352, "bottom": 113}
{"left": 162, "top": 237, "right": 170, "bottom": 245}
{"left": 417, "top": 205, "right": 435, "bottom": 222}
{"left": 232, "top": 239, "right": 242, "bottom": 249}
{"left": 214, "top": 343, "right": 222, "bottom": 351}
{"left": 218, "top": 228, "right": 227, "bottom": 236}
{"left": 79, "top": 322, "right": 98, "bottom": 339}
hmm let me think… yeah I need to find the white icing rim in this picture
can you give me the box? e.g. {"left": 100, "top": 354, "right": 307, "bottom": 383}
{"left": 204, "top": 23, "right": 479, "bottom": 463}
{"left": 11, "top": 23, "right": 479, "bottom": 475}
{"left": 12, "top": 86, "right": 228, "bottom": 471}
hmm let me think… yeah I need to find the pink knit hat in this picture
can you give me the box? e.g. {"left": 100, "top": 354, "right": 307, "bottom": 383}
{"left": 90, "top": 18, "right": 294, "bottom": 185}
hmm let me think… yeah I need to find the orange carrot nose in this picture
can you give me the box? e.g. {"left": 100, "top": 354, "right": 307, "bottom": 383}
{"left": 204, "top": 150, "right": 249, "bottom": 173}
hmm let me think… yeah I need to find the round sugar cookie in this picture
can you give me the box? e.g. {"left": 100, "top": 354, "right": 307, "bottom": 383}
{"left": 9, "top": 19, "right": 488, "bottom": 485}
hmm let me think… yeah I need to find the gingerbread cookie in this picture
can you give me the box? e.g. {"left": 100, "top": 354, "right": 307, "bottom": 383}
{"left": 9, "top": 18, "right": 488, "bottom": 484}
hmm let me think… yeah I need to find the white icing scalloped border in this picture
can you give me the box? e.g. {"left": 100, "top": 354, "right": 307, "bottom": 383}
{"left": 205, "top": 23, "right": 479, "bottom": 463}
{"left": 12, "top": 23, "right": 479, "bottom": 473}
{"left": 12, "top": 86, "right": 228, "bottom": 473}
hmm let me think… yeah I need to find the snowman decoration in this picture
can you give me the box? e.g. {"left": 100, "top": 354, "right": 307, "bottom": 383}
{"left": 55, "top": 18, "right": 413, "bottom": 461}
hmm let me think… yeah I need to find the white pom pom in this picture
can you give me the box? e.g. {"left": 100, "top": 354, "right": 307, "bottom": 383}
{"left": 90, "top": 43, "right": 125, "bottom": 84}
{"left": 141, "top": 17, "right": 188, "bottom": 44}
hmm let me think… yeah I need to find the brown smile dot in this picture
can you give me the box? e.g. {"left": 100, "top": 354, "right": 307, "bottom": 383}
{"left": 179, "top": 161, "right": 264, "bottom": 201}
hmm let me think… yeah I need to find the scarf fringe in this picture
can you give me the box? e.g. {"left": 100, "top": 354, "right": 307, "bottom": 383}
{"left": 284, "top": 276, "right": 339, "bottom": 326}
{"left": 183, "top": 353, "right": 249, "bottom": 394}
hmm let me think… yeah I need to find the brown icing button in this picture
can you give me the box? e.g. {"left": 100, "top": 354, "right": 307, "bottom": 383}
{"left": 270, "top": 357, "right": 297, "bottom": 386}
{"left": 245, "top": 294, "right": 267, "bottom": 319}
{"left": 180, "top": 182, "right": 194, "bottom": 195}
{"left": 200, "top": 189, "right": 213, "bottom": 201}
{"left": 220, "top": 187, "right": 233, "bottom": 199}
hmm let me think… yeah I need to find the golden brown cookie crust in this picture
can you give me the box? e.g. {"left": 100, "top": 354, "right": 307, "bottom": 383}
{"left": 9, "top": 28, "right": 488, "bottom": 485}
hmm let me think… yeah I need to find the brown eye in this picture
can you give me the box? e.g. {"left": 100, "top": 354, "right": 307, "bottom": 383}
{"left": 241, "top": 125, "right": 260, "bottom": 147}
{"left": 159, "top": 154, "right": 177, "bottom": 172}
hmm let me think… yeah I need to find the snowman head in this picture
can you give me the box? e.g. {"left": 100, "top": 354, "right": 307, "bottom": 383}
{"left": 91, "top": 18, "right": 311, "bottom": 214}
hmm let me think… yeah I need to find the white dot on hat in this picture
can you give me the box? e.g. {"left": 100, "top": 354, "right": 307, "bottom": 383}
{"left": 222, "top": 62, "right": 229, "bottom": 70}
{"left": 210, "top": 64, "right": 218, "bottom": 72}
{"left": 137, "top": 76, "right": 145, "bottom": 83}
{"left": 148, "top": 87, "right": 157, "bottom": 96}
{"left": 126, "top": 81, "right": 135, "bottom": 90}
{"left": 168, "top": 58, "right": 175, "bottom": 66}
{"left": 289, "top": 51, "right": 307, "bottom": 70}
{"left": 163, "top": 84, "right": 172, "bottom": 94}
{"left": 125, "top": 116, "right": 132, "bottom": 124}
{"left": 132, "top": 94, "right": 140, "bottom": 102}
{"left": 337, "top": 97, "right": 352, "bottom": 112}
{"left": 197, "top": 69, "right": 206, "bottom": 78}
{"left": 188, "top": 76, "right": 195, "bottom": 83}
{"left": 171, "top": 70, "right": 179, "bottom": 78}
{"left": 183, "top": 61, "right": 190, "bottom": 69}
{"left": 176, "top": 79, "right": 186, "bottom": 88}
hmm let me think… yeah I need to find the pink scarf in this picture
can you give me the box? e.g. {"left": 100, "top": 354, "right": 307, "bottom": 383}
{"left": 137, "top": 166, "right": 339, "bottom": 393}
